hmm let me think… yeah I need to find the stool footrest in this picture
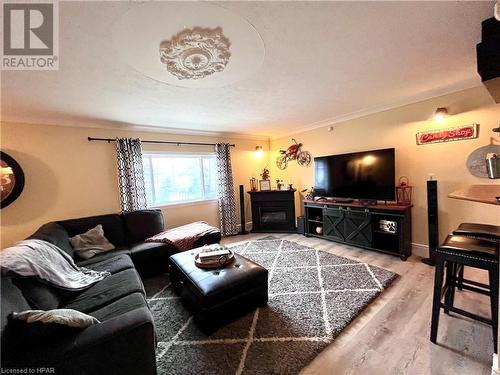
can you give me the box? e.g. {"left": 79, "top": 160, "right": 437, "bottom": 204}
{"left": 440, "top": 303, "right": 492, "bottom": 325}
{"left": 459, "top": 279, "right": 491, "bottom": 296}
{"left": 460, "top": 278, "right": 490, "bottom": 289}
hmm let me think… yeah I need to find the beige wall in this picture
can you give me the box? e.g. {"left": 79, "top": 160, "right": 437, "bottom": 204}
{"left": 2, "top": 86, "right": 499, "bottom": 250}
{"left": 0, "top": 122, "right": 269, "bottom": 247}
{"left": 270, "top": 86, "right": 500, "bottom": 248}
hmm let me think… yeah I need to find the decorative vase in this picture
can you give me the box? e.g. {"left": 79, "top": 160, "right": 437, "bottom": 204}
{"left": 250, "top": 177, "right": 258, "bottom": 192}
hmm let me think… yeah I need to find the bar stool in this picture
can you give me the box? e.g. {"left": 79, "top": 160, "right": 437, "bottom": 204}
{"left": 452, "top": 223, "right": 500, "bottom": 291}
{"left": 453, "top": 223, "right": 500, "bottom": 241}
{"left": 430, "top": 234, "right": 499, "bottom": 353}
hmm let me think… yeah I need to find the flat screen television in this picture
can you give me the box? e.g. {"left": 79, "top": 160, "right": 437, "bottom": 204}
{"left": 314, "top": 148, "right": 395, "bottom": 200}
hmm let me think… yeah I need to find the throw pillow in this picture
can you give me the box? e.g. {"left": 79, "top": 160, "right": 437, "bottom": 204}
{"left": 11, "top": 309, "right": 100, "bottom": 328}
{"left": 69, "top": 224, "right": 115, "bottom": 259}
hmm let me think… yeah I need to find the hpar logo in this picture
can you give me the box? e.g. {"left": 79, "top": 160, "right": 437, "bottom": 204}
{"left": 2, "top": 1, "right": 59, "bottom": 70}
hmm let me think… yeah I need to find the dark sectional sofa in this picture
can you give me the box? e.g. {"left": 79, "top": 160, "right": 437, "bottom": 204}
{"left": 1, "top": 209, "right": 221, "bottom": 374}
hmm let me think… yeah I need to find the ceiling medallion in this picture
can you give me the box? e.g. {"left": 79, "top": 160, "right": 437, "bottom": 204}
{"left": 159, "top": 27, "right": 231, "bottom": 80}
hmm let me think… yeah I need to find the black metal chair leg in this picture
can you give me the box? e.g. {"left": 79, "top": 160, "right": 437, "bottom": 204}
{"left": 431, "top": 255, "right": 444, "bottom": 344}
{"left": 489, "top": 266, "right": 499, "bottom": 354}
{"left": 444, "top": 262, "right": 455, "bottom": 315}
{"left": 449, "top": 263, "right": 457, "bottom": 311}
{"left": 457, "top": 265, "right": 464, "bottom": 291}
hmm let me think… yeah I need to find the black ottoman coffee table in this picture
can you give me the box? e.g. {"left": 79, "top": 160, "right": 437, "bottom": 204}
{"left": 169, "top": 249, "right": 268, "bottom": 330}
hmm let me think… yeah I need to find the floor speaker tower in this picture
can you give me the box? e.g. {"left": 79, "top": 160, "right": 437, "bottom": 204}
{"left": 239, "top": 185, "right": 247, "bottom": 235}
{"left": 422, "top": 180, "right": 438, "bottom": 266}
{"left": 297, "top": 216, "right": 306, "bottom": 235}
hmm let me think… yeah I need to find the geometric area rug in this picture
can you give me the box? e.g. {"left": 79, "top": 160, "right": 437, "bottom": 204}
{"left": 144, "top": 238, "right": 398, "bottom": 375}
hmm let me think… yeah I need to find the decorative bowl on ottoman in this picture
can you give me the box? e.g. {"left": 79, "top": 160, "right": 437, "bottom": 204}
{"left": 169, "top": 248, "right": 268, "bottom": 331}
{"left": 195, "top": 249, "right": 235, "bottom": 269}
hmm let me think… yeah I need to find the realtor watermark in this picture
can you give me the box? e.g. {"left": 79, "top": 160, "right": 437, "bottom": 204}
{"left": 2, "top": 1, "right": 59, "bottom": 70}
{"left": 1, "top": 368, "right": 55, "bottom": 374}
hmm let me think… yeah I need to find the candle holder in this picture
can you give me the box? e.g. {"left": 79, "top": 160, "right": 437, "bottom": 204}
{"left": 250, "top": 177, "right": 258, "bottom": 192}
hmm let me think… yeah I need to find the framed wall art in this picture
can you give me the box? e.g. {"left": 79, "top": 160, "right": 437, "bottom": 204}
{"left": 259, "top": 180, "right": 271, "bottom": 191}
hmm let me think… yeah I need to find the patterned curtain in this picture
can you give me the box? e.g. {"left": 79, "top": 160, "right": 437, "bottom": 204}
{"left": 115, "top": 138, "right": 147, "bottom": 212}
{"left": 215, "top": 143, "right": 238, "bottom": 236}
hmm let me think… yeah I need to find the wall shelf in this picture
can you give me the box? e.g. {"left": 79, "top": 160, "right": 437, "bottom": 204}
{"left": 308, "top": 219, "right": 324, "bottom": 224}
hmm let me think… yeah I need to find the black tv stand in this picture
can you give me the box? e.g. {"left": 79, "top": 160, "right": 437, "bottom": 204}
{"left": 304, "top": 199, "right": 412, "bottom": 260}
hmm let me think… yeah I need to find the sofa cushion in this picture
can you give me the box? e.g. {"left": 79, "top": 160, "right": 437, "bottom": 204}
{"left": 75, "top": 249, "right": 131, "bottom": 266}
{"left": 123, "top": 209, "right": 164, "bottom": 244}
{"left": 58, "top": 307, "right": 156, "bottom": 375}
{"left": 88, "top": 292, "right": 148, "bottom": 322}
{"left": 129, "top": 242, "right": 174, "bottom": 276}
{"left": 1, "top": 277, "right": 31, "bottom": 341}
{"left": 2, "top": 316, "right": 77, "bottom": 369}
{"left": 78, "top": 254, "right": 134, "bottom": 275}
{"left": 28, "top": 222, "right": 74, "bottom": 258}
{"left": 12, "top": 277, "right": 64, "bottom": 310}
{"left": 58, "top": 214, "right": 127, "bottom": 247}
{"left": 63, "top": 269, "right": 144, "bottom": 313}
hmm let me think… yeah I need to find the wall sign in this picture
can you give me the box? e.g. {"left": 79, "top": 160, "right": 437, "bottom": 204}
{"left": 1, "top": 151, "right": 25, "bottom": 208}
{"left": 416, "top": 124, "right": 479, "bottom": 145}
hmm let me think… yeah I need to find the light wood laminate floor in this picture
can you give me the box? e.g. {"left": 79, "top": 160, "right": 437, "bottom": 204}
{"left": 221, "top": 233, "right": 494, "bottom": 375}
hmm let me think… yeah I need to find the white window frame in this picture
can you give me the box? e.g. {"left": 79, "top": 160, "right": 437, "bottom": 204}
{"left": 142, "top": 151, "right": 218, "bottom": 208}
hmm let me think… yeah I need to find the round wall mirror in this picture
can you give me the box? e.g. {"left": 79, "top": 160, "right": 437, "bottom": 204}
{"left": 1, "top": 151, "right": 25, "bottom": 208}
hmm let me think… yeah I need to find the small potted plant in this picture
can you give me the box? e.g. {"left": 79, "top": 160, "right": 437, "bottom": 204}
{"left": 260, "top": 167, "right": 270, "bottom": 180}
{"left": 259, "top": 167, "right": 271, "bottom": 190}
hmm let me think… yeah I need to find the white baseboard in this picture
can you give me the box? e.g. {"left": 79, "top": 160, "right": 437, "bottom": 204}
{"left": 492, "top": 354, "right": 500, "bottom": 375}
{"left": 411, "top": 242, "right": 428, "bottom": 258}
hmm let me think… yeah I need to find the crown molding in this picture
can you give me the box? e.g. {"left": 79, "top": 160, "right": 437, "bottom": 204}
{"left": 2, "top": 80, "right": 485, "bottom": 143}
{"left": 0, "top": 116, "right": 270, "bottom": 142}
{"left": 270, "top": 80, "right": 483, "bottom": 140}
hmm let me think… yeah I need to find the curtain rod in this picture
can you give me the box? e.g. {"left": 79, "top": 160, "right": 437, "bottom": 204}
{"left": 87, "top": 137, "right": 235, "bottom": 147}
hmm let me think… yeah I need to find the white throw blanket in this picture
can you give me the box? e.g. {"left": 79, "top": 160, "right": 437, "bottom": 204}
{"left": 0, "top": 239, "right": 110, "bottom": 291}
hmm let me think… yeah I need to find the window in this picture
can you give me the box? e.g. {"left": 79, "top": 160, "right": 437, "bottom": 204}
{"left": 142, "top": 153, "right": 218, "bottom": 206}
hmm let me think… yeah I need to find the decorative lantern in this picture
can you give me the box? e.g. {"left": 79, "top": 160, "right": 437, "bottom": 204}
{"left": 250, "top": 177, "right": 258, "bottom": 192}
{"left": 396, "top": 176, "right": 412, "bottom": 205}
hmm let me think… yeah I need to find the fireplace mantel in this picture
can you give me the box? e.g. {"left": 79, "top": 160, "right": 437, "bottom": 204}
{"left": 248, "top": 189, "right": 296, "bottom": 233}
